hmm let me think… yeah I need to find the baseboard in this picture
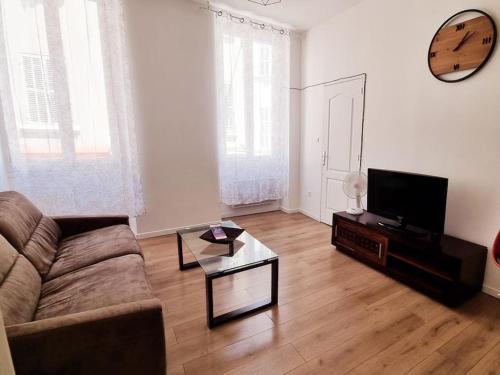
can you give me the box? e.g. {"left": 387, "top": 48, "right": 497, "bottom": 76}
{"left": 137, "top": 207, "right": 321, "bottom": 239}
{"left": 222, "top": 201, "right": 280, "bottom": 218}
{"left": 298, "top": 208, "right": 321, "bottom": 222}
{"left": 136, "top": 219, "right": 221, "bottom": 239}
{"left": 482, "top": 284, "right": 500, "bottom": 299}
{"left": 137, "top": 205, "right": 303, "bottom": 239}
{"left": 280, "top": 206, "right": 300, "bottom": 214}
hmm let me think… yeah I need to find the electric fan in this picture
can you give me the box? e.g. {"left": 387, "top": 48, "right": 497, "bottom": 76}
{"left": 343, "top": 171, "right": 368, "bottom": 215}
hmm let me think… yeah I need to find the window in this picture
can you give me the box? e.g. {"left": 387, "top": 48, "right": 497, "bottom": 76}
{"left": 0, "top": 0, "right": 144, "bottom": 216}
{"left": 215, "top": 15, "right": 290, "bottom": 206}
{"left": 253, "top": 42, "right": 272, "bottom": 156}
{"left": 221, "top": 38, "right": 273, "bottom": 157}
{"left": 20, "top": 54, "right": 61, "bottom": 155}
{"left": 1, "top": 0, "right": 111, "bottom": 159}
{"left": 222, "top": 35, "right": 246, "bottom": 155}
{"left": 22, "top": 55, "right": 57, "bottom": 127}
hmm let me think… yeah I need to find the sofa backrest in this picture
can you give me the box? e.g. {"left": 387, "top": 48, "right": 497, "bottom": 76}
{"left": 0, "top": 191, "right": 60, "bottom": 278}
{"left": 0, "top": 235, "right": 41, "bottom": 326}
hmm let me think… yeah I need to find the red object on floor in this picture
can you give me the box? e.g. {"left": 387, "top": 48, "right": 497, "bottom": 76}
{"left": 494, "top": 231, "right": 500, "bottom": 267}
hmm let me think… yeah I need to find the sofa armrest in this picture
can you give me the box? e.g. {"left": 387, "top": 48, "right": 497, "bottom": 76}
{"left": 53, "top": 215, "right": 130, "bottom": 238}
{"left": 6, "top": 299, "right": 166, "bottom": 375}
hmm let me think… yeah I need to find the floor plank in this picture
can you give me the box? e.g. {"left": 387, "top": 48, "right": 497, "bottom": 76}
{"left": 139, "top": 211, "right": 500, "bottom": 375}
{"left": 288, "top": 312, "right": 424, "bottom": 374}
{"left": 467, "top": 341, "right": 500, "bottom": 375}
{"left": 291, "top": 288, "right": 423, "bottom": 362}
{"left": 347, "top": 312, "right": 472, "bottom": 374}
{"left": 225, "top": 344, "right": 304, "bottom": 375}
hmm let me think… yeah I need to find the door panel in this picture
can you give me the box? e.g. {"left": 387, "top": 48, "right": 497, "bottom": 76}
{"left": 326, "top": 179, "right": 348, "bottom": 212}
{"left": 321, "top": 77, "right": 365, "bottom": 225}
{"left": 328, "top": 95, "right": 354, "bottom": 173}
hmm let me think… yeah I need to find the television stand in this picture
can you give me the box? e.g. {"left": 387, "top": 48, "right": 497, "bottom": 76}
{"left": 332, "top": 211, "right": 487, "bottom": 306}
{"left": 377, "top": 222, "right": 427, "bottom": 237}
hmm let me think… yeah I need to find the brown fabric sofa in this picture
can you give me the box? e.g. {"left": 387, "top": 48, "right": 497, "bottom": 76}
{"left": 0, "top": 191, "right": 166, "bottom": 375}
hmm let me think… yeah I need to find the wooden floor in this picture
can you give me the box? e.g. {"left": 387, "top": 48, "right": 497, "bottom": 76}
{"left": 140, "top": 211, "right": 500, "bottom": 375}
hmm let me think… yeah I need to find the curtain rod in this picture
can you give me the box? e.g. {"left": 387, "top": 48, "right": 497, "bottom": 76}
{"left": 200, "top": 3, "right": 288, "bottom": 35}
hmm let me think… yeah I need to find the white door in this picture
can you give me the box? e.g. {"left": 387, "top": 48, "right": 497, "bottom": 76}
{"left": 320, "top": 77, "right": 365, "bottom": 225}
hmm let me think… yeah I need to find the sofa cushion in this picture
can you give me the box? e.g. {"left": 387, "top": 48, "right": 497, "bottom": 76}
{"left": 0, "top": 191, "right": 60, "bottom": 277}
{"left": 0, "top": 237, "right": 41, "bottom": 326}
{"left": 0, "top": 191, "right": 42, "bottom": 251}
{"left": 23, "top": 216, "right": 61, "bottom": 278}
{"left": 35, "top": 254, "right": 154, "bottom": 320}
{"left": 45, "top": 225, "right": 142, "bottom": 281}
{"left": 0, "top": 236, "right": 17, "bottom": 282}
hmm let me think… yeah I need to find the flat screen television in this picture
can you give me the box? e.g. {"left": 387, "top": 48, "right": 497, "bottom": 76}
{"left": 367, "top": 169, "right": 448, "bottom": 234}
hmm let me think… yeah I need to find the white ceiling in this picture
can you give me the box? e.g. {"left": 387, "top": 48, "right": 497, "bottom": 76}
{"left": 209, "top": 0, "right": 365, "bottom": 30}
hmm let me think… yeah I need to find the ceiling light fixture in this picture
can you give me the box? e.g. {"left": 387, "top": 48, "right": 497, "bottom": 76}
{"left": 248, "top": 0, "right": 282, "bottom": 6}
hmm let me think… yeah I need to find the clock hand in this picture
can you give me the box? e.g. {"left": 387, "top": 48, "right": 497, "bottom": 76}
{"left": 453, "top": 31, "right": 476, "bottom": 51}
{"left": 464, "top": 31, "right": 476, "bottom": 43}
{"left": 453, "top": 31, "right": 470, "bottom": 51}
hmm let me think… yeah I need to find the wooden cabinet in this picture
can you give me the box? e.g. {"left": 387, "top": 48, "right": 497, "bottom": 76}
{"left": 334, "top": 219, "right": 388, "bottom": 266}
{"left": 332, "top": 211, "right": 487, "bottom": 306}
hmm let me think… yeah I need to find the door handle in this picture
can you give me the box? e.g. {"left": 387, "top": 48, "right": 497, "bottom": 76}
{"left": 378, "top": 243, "right": 382, "bottom": 259}
{"left": 322, "top": 151, "right": 327, "bottom": 166}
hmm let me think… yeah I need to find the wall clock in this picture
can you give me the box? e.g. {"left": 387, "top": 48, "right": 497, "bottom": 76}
{"left": 428, "top": 9, "right": 497, "bottom": 83}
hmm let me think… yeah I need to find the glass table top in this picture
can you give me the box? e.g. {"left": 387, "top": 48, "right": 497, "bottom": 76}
{"left": 177, "top": 221, "right": 278, "bottom": 276}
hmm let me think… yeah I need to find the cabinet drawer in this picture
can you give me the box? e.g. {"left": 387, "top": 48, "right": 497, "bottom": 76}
{"left": 334, "top": 219, "right": 388, "bottom": 266}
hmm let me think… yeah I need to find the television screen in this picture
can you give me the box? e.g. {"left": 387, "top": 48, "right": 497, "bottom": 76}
{"left": 367, "top": 169, "right": 448, "bottom": 234}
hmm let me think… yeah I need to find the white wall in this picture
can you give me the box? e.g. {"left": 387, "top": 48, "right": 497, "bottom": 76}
{"left": 300, "top": 85, "right": 323, "bottom": 221}
{"left": 300, "top": 0, "right": 500, "bottom": 295}
{"left": 124, "top": 0, "right": 221, "bottom": 236}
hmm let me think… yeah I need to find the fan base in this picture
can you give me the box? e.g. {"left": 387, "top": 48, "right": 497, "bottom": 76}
{"left": 347, "top": 208, "right": 364, "bottom": 215}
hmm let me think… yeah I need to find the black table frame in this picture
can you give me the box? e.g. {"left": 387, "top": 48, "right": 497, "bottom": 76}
{"left": 177, "top": 232, "right": 279, "bottom": 328}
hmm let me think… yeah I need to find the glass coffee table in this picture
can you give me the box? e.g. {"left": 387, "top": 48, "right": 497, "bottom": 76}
{"left": 177, "top": 221, "right": 279, "bottom": 328}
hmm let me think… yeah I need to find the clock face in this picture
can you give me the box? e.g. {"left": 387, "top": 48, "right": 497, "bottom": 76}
{"left": 428, "top": 10, "right": 497, "bottom": 82}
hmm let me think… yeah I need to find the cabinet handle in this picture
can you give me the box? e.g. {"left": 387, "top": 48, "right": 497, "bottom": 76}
{"left": 378, "top": 243, "right": 382, "bottom": 259}
{"left": 334, "top": 225, "right": 338, "bottom": 238}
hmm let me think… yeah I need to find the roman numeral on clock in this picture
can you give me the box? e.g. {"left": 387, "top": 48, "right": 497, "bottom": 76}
{"left": 482, "top": 36, "right": 492, "bottom": 45}
{"left": 456, "top": 23, "right": 465, "bottom": 31}
{"left": 453, "top": 64, "right": 460, "bottom": 71}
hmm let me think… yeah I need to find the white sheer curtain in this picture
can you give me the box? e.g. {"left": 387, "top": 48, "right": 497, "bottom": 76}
{"left": 214, "top": 13, "right": 290, "bottom": 206}
{"left": 0, "top": 0, "right": 144, "bottom": 216}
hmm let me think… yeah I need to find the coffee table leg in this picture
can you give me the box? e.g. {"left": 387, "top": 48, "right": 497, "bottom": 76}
{"left": 206, "top": 275, "right": 214, "bottom": 327}
{"left": 271, "top": 258, "right": 279, "bottom": 305}
{"left": 205, "top": 258, "right": 279, "bottom": 329}
{"left": 177, "top": 232, "right": 201, "bottom": 271}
